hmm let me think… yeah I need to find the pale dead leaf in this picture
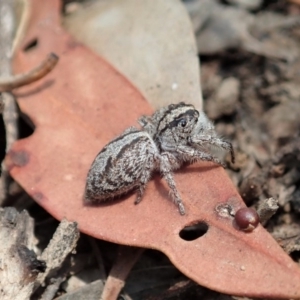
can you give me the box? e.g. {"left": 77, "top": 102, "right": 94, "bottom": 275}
{"left": 63, "top": 0, "right": 202, "bottom": 110}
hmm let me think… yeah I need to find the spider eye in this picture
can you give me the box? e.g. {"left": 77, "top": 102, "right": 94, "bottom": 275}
{"left": 178, "top": 119, "right": 187, "bottom": 127}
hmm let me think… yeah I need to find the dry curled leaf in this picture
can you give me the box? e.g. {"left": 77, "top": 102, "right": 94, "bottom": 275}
{"left": 7, "top": 0, "right": 300, "bottom": 298}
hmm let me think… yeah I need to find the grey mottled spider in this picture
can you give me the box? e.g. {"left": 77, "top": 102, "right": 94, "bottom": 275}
{"left": 85, "top": 102, "right": 234, "bottom": 215}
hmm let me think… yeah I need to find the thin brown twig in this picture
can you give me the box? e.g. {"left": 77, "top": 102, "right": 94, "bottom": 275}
{"left": 101, "top": 246, "right": 144, "bottom": 300}
{"left": 0, "top": 53, "right": 59, "bottom": 92}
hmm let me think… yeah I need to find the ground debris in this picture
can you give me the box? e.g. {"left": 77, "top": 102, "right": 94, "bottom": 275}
{"left": 0, "top": 207, "right": 42, "bottom": 300}
{"left": 35, "top": 219, "right": 80, "bottom": 289}
{"left": 0, "top": 206, "right": 79, "bottom": 300}
{"left": 185, "top": 0, "right": 300, "bottom": 61}
{"left": 256, "top": 197, "right": 279, "bottom": 225}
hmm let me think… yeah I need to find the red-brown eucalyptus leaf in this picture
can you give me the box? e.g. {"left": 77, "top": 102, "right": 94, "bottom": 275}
{"left": 7, "top": 0, "right": 300, "bottom": 298}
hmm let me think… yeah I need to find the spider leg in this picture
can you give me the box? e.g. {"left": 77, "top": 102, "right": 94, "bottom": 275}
{"left": 177, "top": 145, "right": 226, "bottom": 167}
{"left": 191, "top": 135, "right": 235, "bottom": 163}
{"left": 135, "top": 184, "right": 146, "bottom": 205}
{"left": 135, "top": 155, "right": 157, "bottom": 205}
{"left": 160, "top": 153, "right": 185, "bottom": 215}
{"left": 134, "top": 172, "right": 151, "bottom": 205}
{"left": 121, "top": 126, "right": 140, "bottom": 135}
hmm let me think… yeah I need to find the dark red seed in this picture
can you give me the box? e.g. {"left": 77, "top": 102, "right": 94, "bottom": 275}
{"left": 235, "top": 207, "right": 260, "bottom": 232}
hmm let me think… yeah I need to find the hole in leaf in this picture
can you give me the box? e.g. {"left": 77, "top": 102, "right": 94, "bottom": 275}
{"left": 179, "top": 221, "right": 208, "bottom": 241}
{"left": 23, "top": 38, "right": 39, "bottom": 52}
{"left": 19, "top": 112, "right": 34, "bottom": 138}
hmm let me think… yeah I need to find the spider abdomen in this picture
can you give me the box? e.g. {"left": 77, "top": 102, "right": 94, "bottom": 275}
{"left": 85, "top": 129, "right": 158, "bottom": 202}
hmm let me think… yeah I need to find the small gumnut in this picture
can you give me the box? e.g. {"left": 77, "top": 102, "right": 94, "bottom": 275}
{"left": 235, "top": 207, "right": 260, "bottom": 232}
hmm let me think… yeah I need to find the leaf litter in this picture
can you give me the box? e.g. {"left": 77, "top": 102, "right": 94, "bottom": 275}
{"left": 1, "top": 0, "right": 300, "bottom": 299}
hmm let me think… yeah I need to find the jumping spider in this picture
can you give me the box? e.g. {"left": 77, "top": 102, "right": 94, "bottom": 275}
{"left": 85, "top": 102, "right": 234, "bottom": 215}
